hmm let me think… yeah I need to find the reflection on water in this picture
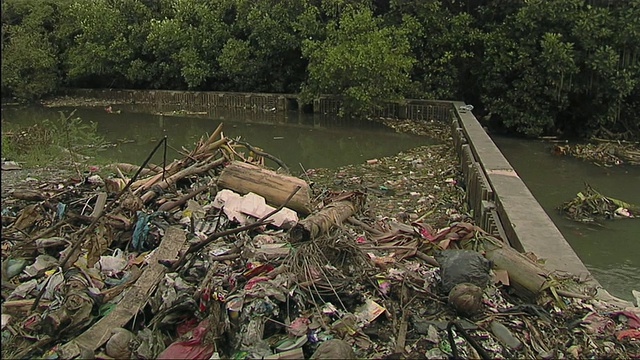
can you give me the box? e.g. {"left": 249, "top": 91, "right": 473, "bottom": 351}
{"left": 2, "top": 105, "right": 434, "bottom": 170}
{"left": 492, "top": 135, "right": 640, "bottom": 301}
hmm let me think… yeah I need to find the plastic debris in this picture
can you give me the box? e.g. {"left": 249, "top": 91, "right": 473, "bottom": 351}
{"left": 157, "top": 319, "right": 215, "bottom": 359}
{"left": 212, "top": 189, "right": 298, "bottom": 228}
{"left": 3, "top": 258, "right": 27, "bottom": 279}
{"left": 311, "top": 339, "right": 355, "bottom": 359}
{"left": 436, "top": 249, "right": 492, "bottom": 293}
{"left": 490, "top": 320, "right": 523, "bottom": 350}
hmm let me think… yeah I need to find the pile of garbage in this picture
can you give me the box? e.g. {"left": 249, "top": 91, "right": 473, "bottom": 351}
{"left": 2, "top": 122, "right": 640, "bottom": 359}
{"left": 553, "top": 141, "right": 640, "bottom": 167}
{"left": 560, "top": 183, "right": 639, "bottom": 222}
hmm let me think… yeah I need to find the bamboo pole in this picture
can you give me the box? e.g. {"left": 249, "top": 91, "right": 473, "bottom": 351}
{"left": 140, "top": 157, "right": 225, "bottom": 204}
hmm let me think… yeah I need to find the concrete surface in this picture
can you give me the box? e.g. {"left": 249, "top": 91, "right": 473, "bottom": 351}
{"left": 451, "top": 102, "right": 631, "bottom": 307}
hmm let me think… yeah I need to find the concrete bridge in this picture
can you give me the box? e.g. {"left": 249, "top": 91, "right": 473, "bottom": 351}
{"left": 61, "top": 88, "right": 628, "bottom": 306}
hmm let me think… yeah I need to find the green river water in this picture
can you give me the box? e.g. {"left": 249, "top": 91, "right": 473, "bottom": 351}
{"left": 2, "top": 105, "right": 638, "bottom": 301}
{"left": 2, "top": 105, "right": 431, "bottom": 169}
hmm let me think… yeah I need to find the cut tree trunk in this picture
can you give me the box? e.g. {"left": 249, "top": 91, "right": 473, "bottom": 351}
{"left": 217, "top": 161, "right": 312, "bottom": 215}
{"left": 289, "top": 200, "right": 357, "bottom": 242}
{"left": 140, "top": 157, "right": 224, "bottom": 204}
{"left": 109, "top": 163, "right": 158, "bottom": 177}
{"left": 480, "top": 238, "right": 550, "bottom": 297}
{"left": 157, "top": 184, "right": 211, "bottom": 212}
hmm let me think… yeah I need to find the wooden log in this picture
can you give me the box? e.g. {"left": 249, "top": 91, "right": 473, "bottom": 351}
{"left": 109, "top": 163, "right": 157, "bottom": 176}
{"left": 481, "top": 239, "right": 603, "bottom": 301}
{"left": 193, "top": 123, "right": 224, "bottom": 156}
{"left": 131, "top": 136, "right": 227, "bottom": 192}
{"left": 480, "top": 237, "right": 550, "bottom": 296}
{"left": 130, "top": 159, "right": 181, "bottom": 191}
{"left": 289, "top": 200, "right": 356, "bottom": 242}
{"left": 202, "top": 123, "right": 224, "bottom": 149}
{"left": 217, "top": 161, "right": 312, "bottom": 215}
{"left": 1, "top": 299, "right": 51, "bottom": 313}
{"left": 56, "top": 226, "right": 187, "bottom": 359}
{"left": 11, "top": 189, "right": 46, "bottom": 201}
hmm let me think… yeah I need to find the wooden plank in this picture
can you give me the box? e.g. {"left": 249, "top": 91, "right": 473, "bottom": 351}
{"left": 57, "top": 226, "right": 187, "bottom": 358}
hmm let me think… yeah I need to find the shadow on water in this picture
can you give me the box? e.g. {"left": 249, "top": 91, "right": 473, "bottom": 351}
{"left": 2, "top": 104, "right": 434, "bottom": 171}
{"left": 492, "top": 135, "right": 640, "bottom": 301}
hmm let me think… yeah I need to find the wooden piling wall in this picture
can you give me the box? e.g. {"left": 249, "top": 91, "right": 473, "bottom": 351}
{"left": 60, "top": 89, "right": 453, "bottom": 121}
{"left": 62, "top": 89, "right": 294, "bottom": 112}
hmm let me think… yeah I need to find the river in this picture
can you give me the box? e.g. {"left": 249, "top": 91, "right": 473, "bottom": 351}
{"left": 3, "top": 105, "right": 638, "bottom": 301}
{"left": 1, "top": 105, "right": 432, "bottom": 169}
{"left": 492, "top": 135, "right": 640, "bottom": 301}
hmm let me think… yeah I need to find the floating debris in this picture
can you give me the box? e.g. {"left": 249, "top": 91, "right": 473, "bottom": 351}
{"left": 553, "top": 141, "right": 640, "bottom": 167}
{"left": 560, "top": 183, "right": 639, "bottom": 222}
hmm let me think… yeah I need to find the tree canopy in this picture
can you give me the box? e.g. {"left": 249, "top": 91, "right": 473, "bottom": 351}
{"left": 2, "top": 0, "right": 639, "bottom": 139}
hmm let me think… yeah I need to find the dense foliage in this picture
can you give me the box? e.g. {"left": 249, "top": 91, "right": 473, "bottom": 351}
{"left": 2, "top": 0, "right": 639, "bottom": 139}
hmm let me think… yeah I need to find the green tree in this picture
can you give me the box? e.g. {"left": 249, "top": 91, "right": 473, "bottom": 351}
{"left": 142, "top": 0, "right": 231, "bottom": 89}
{"left": 63, "top": 0, "right": 136, "bottom": 87}
{"left": 1, "top": 0, "right": 60, "bottom": 100}
{"left": 475, "top": 0, "right": 582, "bottom": 136}
{"left": 475, "top": 0, "right": 639, "bottom": 138}
{"left": 218, "top": 0, "right": 308, "bottom": 92}
{"left": 301, "top": 4, "right": 414, "bottom": 116}
{"left": 565, "top": 1, "right": 640, "bottom": 138}
{"left": 387, "top": 1, "right": 479, "bottom": 100}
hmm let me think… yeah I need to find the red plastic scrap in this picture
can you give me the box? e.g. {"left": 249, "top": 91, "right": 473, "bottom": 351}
{"left": 199, "top": 288, "right": 211, "bottom": 312}
{"left": 616, "top": 329, "right": 640, "bottom": 340}
{"left": 287, "top": 316, "right": 310, "bottom": 337}
{"left": 582, "top": 312, "right": 615, "bottom": 334}
{"left": 242, "top": 263, "right": 275, "bottom": 278}
{"left": 175, "top": 318, "right": 199, "bottom": 337}
{"left": 609, "top": 310, "right": 640, "bottom": 329}
{"left": 157, "top": 319, "right": 214, "bottom": 360}
{"left": 244, "top": 276, "right": 270, "bottom": 290}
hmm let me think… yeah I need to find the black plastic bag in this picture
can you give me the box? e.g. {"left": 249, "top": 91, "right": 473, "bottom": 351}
{"left": 436, "top": 249, "right": 491, "bottom": 293}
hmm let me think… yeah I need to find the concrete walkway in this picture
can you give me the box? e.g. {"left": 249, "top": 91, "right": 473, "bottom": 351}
{"left": 452, "top": 101, "right": 631, "bottom": 307}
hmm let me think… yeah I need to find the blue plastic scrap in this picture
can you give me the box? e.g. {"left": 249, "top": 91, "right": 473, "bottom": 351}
{"left": 132, "top": 211, "right": 152, "bottom": 251}
{"left": 56, "top": 203, "right": 67, "bottom": 220}
{"left": 132, "top": 211, "right": 163, "bottom": 251}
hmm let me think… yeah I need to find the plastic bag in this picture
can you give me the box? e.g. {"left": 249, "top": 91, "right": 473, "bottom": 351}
{"left": 157, "top": 319, "right": 214, "bottom": 360}
{"left": 436, "top": 249, "right": 491, "bottom": 293}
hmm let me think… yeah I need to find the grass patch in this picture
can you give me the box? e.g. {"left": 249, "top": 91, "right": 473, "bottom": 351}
{"left": 1, "top": 110, "right": 107, "bottom": 168}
